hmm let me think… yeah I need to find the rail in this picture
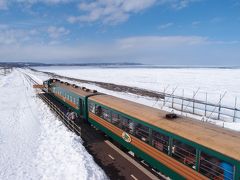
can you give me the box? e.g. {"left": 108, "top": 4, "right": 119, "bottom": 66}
{"left": 38, "top": 93, "right": 81, "bottom": 136}
{"left": 23, "top": 72, "right": 81, "bottom": 136}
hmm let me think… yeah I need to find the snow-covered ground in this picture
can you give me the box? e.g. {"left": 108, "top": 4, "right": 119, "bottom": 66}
{"left": 0, "top": 69, "right": 107, "bottom": 180}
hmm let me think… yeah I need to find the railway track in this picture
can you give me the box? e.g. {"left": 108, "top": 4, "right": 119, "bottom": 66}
{"left": 23, "top": 72, "right": 164, "bottom": 180}
{"left": 23, "top": 72, "right": 82, "bottom": 136}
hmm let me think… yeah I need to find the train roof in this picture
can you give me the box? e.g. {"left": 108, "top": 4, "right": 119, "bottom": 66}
{"left": 52, "top": 81, "right": 96, "bottom": 97}
{"left": 89, "top": 94, "right": 240, "bottom": 161}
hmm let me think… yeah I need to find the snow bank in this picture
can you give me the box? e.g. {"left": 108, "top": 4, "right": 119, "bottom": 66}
{"left": 0, "top": 69, "right": 107, "bottom": 180}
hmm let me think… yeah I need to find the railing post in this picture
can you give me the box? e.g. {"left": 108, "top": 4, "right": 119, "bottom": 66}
{"left": 181, "top": 89, "right": 184, "bottom": 115}
{"left": 163, "top": 87, "right": 166, "bottom": 106}
{"left": 172, "top": 88, "right": 174, "bottom": 108}
{"left": 193, "top": 91, "right": 195, "bottom": 114}
{"left": 205, "top": 92, "right": 208, "bottom": 116}
{"left": 233, "top": 97, "right": 237, "bottom": 122}
{"left": 218, "top": 94, "right": 222, "bottom": 120}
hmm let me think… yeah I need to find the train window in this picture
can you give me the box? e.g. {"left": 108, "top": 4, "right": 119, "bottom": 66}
{"left": 88, "top": 103, "right": 95, "bottom": 113}
{"left": 152, "top": 130, "right": 169, "bottom": 154}
{"left": 135, "top": 123, "right": 150, "bottom": 143}
{"left": 112, "top": 112, "right": 121, "bottom": 128}
{"left": 95, "top": 105, "right": 103, "bottom": 117}
{"left": 199, "top": 152, "right": 234, "bottom": 180}
{"left": 172, "top": 139, "right": 196, "bottom": 169}
{"left": 120, "top": 116, "right": 136, "bottom": 135}
{"left": 102, "top": 108, "right": 111, "bottom": 122}
{"left": 67, "top": 95, "right": 69, "bottom": 100}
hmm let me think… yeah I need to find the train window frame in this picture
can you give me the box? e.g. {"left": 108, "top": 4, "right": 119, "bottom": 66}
{"left": 120, "top": 116, "right": 136, "bottom": 135}
{"left": 152, "top": 130, "right": 169, "bottom": 154}
{"left": 199, "top": 152, "right": 234, "bottom": 180}
{"left": 135, "top": 123, "right": 150, "bottom": 143}
{"left": 102, "top": 107, "right": 111, "bottom": 122}
{"left": 171, "top": 139, "right": 197, "bottom": 169}
{"left": 111, "top": 112, "right": 122, "bottom": 129}
{"left": 88, "top": 102, "right": 96, "bottom": 114}
{"left": 95, "top": 105, "right": 103, "bottom": 117}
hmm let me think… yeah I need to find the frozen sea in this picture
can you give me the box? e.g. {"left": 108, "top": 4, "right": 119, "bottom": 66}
{"left": 35, "top": 66, "right": 240, "bottom": 106}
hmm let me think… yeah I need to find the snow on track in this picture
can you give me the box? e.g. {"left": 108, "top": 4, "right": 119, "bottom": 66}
{"left": 0, "top": 69, "right": 107, "bottom": 180}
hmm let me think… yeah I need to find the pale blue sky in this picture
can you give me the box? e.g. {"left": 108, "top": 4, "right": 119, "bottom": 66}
{"left": 0, "top": 0, "right": 240, "bottom": 65}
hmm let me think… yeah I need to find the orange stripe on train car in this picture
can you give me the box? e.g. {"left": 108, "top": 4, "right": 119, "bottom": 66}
{"left": 54, "top": 93, "right": 79, "bottom": 109}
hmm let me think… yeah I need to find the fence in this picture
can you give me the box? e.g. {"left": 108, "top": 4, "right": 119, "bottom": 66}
{"left": 156, "top": 89, "right": 240, "bottom": 123}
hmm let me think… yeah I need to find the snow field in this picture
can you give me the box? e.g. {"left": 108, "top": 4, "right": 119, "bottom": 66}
{"left": 35, "top": 66, "right": 240, "bottom": 108}
{"left": 0, "top": 69, "right": 107, "bottom": 180}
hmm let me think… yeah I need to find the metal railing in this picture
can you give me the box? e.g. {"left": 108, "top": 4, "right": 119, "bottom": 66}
{"left": 24, "top": 72, "right": 82, "bottom": 136}
{"left": 157, "top": 90, "right": 240, "bottom": 123}
{"left": 38, "top": 93, "right": 81, "bottom": 136}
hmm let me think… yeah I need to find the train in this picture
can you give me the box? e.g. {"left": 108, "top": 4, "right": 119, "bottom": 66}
{"left": 41, "top": 78, "right": 240, "bottom": 180}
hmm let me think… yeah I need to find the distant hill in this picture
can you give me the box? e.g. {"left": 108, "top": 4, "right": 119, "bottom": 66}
{"left": 1, "top": 62, "right": 239, "bottom": 69}
{"left": 0, "top": 62, "right": 142, "bottom": 67}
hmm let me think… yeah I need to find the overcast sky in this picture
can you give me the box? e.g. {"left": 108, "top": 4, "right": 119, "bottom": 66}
{"left": 0, "top": 0, "right": 240, "bottom": 65}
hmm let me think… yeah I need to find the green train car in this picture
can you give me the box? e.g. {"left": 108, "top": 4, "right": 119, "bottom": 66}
{"left": 43, "top": 79, "right": 240, "bottom": 180}
{"left": 43, "top": 79, "right": 97, "bottom": 120}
